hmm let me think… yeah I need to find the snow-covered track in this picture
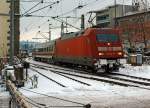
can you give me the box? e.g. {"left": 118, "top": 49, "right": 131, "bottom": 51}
{"left": 31, "top": 65, "right": 91, "bottom": 86}
{"left": 99, "top": 74, "right": 150, "bottom": 86}
{"left": 50, "top": 70, "right": 91, "bottom": 86}
{"left": 29, "top": 62, "right": 88, "bottom": 74}
{"left": 30, "top": 68, "right": 66, "bottom": 88}
{"left": 110, "top": 73, "right": 150, "bottom": 82}
{"left": 28, "top": 62, "right": 150, "bottom": 90}
{"left": 30, "top": 64, "right": 144, "bottom": 88}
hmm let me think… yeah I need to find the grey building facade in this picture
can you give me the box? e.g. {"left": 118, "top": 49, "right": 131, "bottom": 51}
{"left": 94, "top": 4, "right": 133, "bottom": 27}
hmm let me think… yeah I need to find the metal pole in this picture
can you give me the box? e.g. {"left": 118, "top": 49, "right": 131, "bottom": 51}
{"left": 81, "top": 14, "right": 85, "bottom": 30}
{"left": 114, "top": 0, "right": 116, "bottom": 28}
{"left": 10, "top": 0, "right": 15, "bottom": 65}
{"left": 49, "top": 24, "right": 51, "bottom": 42}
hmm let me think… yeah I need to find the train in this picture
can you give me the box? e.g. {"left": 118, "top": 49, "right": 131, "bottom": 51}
{"left": 33, "top": 27, "right": 126, "bottom": 72}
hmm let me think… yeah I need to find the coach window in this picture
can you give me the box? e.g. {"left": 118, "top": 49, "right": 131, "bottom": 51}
{"left": 47, "top": 47, "right": 50, "bottom": 51}
{"left": 52, "top": 45, "right": 54, "bottom": 51}
{"left": 48, "top": 47, "right": 50, "bottom": 51}
{"left": 50, "top": 46, "right": 53, "bottom": 51}
{"left": 47, "top": 47, "right": 48, "bottom": 52}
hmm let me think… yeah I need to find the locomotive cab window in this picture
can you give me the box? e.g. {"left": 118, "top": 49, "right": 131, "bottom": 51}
{"left": 96, "top": 34, "right": 119, "bottom": 42}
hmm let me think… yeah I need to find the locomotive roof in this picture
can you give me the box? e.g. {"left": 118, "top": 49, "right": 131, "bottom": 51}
{"left": 60, "top": 30, "right": 84, "bottom": 40}
{"left": 59, "top": 27, "right": 118, "bottom": 40}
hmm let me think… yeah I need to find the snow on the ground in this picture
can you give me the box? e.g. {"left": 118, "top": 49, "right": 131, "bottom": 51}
{"left": 21, "top": 58, "right": 150, "bottom": 108}
{"left": 119, "top": 64, "right": 150, "bottom": 78}
{"left": 0, "top": 76, "right": 8, "bottom": 95}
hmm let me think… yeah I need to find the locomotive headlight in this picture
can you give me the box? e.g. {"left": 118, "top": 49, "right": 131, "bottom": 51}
{"left": 99, "top": 52, "right": 104, "bottom": 56}
{"left": 107, "top": 43, "right": 111, "bottom": 46}
{"left": 118, "top": 52, "right": 122, "bottom": 55}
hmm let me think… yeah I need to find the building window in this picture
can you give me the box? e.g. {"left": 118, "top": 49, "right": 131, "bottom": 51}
{"left": 97, "top": 15, "right": 109, "bottom": 21}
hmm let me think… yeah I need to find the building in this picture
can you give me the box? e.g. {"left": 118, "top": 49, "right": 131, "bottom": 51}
{"left": 20, "top": 41, "right": 39, "bottom": 54}
{"left": 14, "top": 0, "right": 20, "bottom": 56}
{"left": 0, "top": 1, "right": 10, "bottom": 58}
{"left": 116, "top": 10, "right": 150, "bottom": 50}
{"left": 94, "top": 4, "right": 133, "bottom": 27}
{"left": 0, "top": 0, "right": 20, "bottom": 59}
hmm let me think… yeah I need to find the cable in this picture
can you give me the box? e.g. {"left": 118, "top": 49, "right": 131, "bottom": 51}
{"left": 22, "top": 0, "right": 43, "bottom": 16}
{"left": 21, "top": 0, "right": 62, "bottom": 34}
{"left": 20, "top": 88, "right": 86, "bottom": 106}
{"left": 46, "top": 105, "right": 84, "bottom": 107}
{"left": 55, "top": 4, "right": 85, "bottom": 17}
{"left": 55, "top": 0, "right": 102, "bottom": 17}
{"left": 25, "top": 99, "right": 42, "bottom": 108}
{"left": 51, "top": 17, "right": 81, "bottom": 30}
{"left": 25, "top": 96, "right": 47, "bottom": 107}
{"left": 26, "top": 1, "right": 61, "bottom": 15}
{"left": 22, "top": 6, "right": 53, "bottom": 33}
{"left": 24, "top": 94, "right": 85, "bottom": 108}
{"left": 20, "top": 0, "right": 53, "bottom": 3}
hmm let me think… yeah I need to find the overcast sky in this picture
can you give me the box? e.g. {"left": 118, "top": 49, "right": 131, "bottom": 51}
{"left": 20, "top": 0, "right": 135, "bottom": 41}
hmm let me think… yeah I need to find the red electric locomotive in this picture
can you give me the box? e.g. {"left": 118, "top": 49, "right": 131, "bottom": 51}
{"left": 33, "top": 27, "right": 126, "bottom": 72}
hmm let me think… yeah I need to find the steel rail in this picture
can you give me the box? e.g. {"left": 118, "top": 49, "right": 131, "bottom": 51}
{"left": 31, "top": 65, "right": 91, "bottom": 86}
{"left": 110, "top": 73, "right": 150, "bottom": 81}
{"left": 30, "top": 68, "right": 66, "bottom": 87}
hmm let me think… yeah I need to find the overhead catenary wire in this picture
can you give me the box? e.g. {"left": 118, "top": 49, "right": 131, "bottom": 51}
{"left": 22, "top": 14, "right": 81, "bottom": 31}
{"left": 22, "top": 0, "right": 43, "bottom": 16}
{"left": 20, "top": 0, "right": 113, "bottom": 33}
{"left": 54, "top": 0, "right": 103, "bottom": 17}
{"left": 22, "top": 6, "right": 53, "bottom": 33}
{"left": 51, "top": 17, "right": 81, "bottom": 30}
{"left": 25, "top": 0, "right": 61, "bottom": 15}
{"left": 20, "top": 0, "right": 53, "bottom": 4}
{"left": 20, "top": 0, "right": 125, "bottom": 39}
{"left": 38, "top": 31, "right": 49, "bottom": 40}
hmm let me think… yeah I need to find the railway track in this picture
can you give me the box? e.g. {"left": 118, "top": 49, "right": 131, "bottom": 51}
{"left": 49, "top": 70, "right": 91, "bottom": 86}
{"left": 110, "top": 73, "right": 150, "bottom": 82}
{"left": 34, "top": 62, "right": 150, "bottom": 86}
{"left": 31, "top": 65, "right": 131, "bottom": 87}
{"left": 30, "top": 63, "right": 150, "bottom": 90}
{"left": 29, "top": 62, "right": 88, "bottom": 74}
{"left": 99, "top": 74, "right": 150, "bottom": 86}
{"left": 30, "top": 66, "right": 91, "bottom": 87}
{"left": 30, "top": 68, "right": 66, "bottom": 88}
{"left": 29, "top": 62, "right": 150, "bottom": 86}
